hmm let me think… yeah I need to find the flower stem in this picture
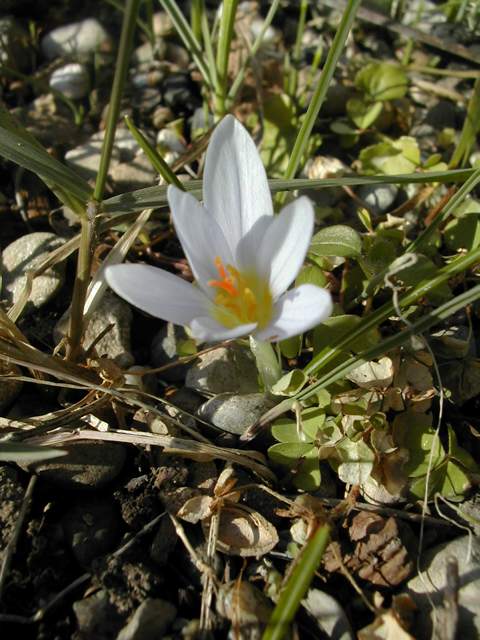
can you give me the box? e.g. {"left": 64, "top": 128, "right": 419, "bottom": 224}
{"left": 215, "top": 0, "right": 238, "bottom": 117}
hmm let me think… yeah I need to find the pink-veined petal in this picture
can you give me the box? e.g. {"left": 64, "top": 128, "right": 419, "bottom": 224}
{"left": 105, "top": 264, "right": 208, "bottom": 325}
{"left": 190, "top": 316, "right": 257, "bottom": 343}
{"left": 256, "top": 196, "right": 314, "bottom": 299}
{"left": 203, "top": 115, "right": 273, "bottom": 254}
{"left": 254, "top": 284, "right": 332, "bottom": 342}
{"left": 168, "top": 185, "right": 233, "bottom": 294}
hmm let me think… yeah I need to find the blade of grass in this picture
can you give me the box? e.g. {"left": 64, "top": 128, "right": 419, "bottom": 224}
{"left": 68, "top": 0, "right": 141, "bottom": 360}
{"left": 215, "top": 0, "right": 239, "bottom": 117}
{"left": 278, "top": 0, "right": 361, "bottom": 206}
{"left": 449, "top": 76, "right": 480, "bottom": 169}
{"left": 248, "top": 282, "right": 480, "bottom": 434}
{"left": 0, "top": 109, "right": 91, "bottom": 204}
{"left": 159, "top": 0, "right": 213, "bottom": 89}
{"left": 262, "top": 525, "right": 331, "bottom": 640}
{"left": 124, "top": 115, "right": 186, "bottom": 190}
{"left": 100, "top": 168, "right": 475, "bottom": 215}
{"left": 287, "top": 0, "right": 308, "bottom": 97}
{"left": 407, "top": 166, "right": 480, "bottom": 253}
{"left": 227, "top": 0, "right": 282, "bottom": 104}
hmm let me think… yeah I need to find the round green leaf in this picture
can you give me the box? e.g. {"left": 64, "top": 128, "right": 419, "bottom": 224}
{"left": 310, "top": 225, "right": 362, "bottom": 258}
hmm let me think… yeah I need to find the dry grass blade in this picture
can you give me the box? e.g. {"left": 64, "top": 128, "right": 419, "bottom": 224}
{"left": 28, "top": 428, "right": 276, "bottom": 482}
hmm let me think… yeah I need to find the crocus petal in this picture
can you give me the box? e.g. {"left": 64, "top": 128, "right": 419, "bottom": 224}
{"left": 105, "top": 264, "right": 208, "bottom": 325}
{"left": 256, "top": 196, "right": 314, "bottom": 299}
{"left": 168, "top": 185, "right": 233, "bottom": 294}
{"left": 203, "top": 115, "right": 273, "bottom": 254}
{"left": 190, "top": 316, "right": 257, "bottom": 343}
{"left": 254, "top": 284, "right": 332, "bottom": 342}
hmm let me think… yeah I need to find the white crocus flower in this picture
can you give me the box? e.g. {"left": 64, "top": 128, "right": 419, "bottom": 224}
{"left": 105, "top": 116, "right": 332, "bottom": 342}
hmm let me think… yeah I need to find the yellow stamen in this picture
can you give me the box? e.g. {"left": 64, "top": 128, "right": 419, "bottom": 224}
{"left": 207, "top": 257, "right": 273, "bottom": 329}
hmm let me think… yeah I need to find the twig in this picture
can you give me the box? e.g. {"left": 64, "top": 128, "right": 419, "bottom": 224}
{"left": 0, "top": 474, "right": 37, "bottom": 602}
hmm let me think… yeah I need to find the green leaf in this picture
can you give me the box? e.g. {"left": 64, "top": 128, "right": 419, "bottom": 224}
{"left": 347, "top": 97, "right": 383, "bottom": 129}
{"left": 393, "top": 412, "right": 445, "bottom": 479}
{"left": 295, "top": 264, "right": 328, "bottom": 288}
{"left": 0, "top": 108, "right": 92, "bottom": 203}
{"left": 271, "top": 369, "right": 308, "bottom": 396}
{"left": 335, "top": 438, "right": 375, "bottom": 485}
{"left": 249, "top": 337, "right": 283, "bottom": 392}
{"left": 268, "top": 442, "right": 316, "bottom": 465}
{"left": 279, "top": 335, "right": 302, "bottom": 359}
{"left": 444, "top": 215, "right": 480, "bottom": 252}
{"left": 359, "top": 137, "right": 420, "bottom": 175}
{"left": 313, "top": 315, "right": 380, "bottom": 355}
{"left": 0, "top": 443, "right": 67, "bottom": 462}
{"left": 271, "top": 407, "right": 326, "bottom": 443}
{"left": 355, "top": 62, "right": 408, "bottom": 101}
{"left": 293, "top": 449, "right": 322, "bottom": 491}
{"left": 310, "top": 225, "right": 362, "bottom": 258}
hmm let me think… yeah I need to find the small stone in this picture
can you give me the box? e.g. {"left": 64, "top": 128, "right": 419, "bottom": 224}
{"left": 111, "top": 153, "right": 157, "bottom": 190}
{"left": 153, "top": 12, "right": 174, "bottom": 38}
{"left": 83, "top": 291, "right": 134, "bottom": 368}
{"left": 156, "top": 127, "right": 186, "bottom": 154}
{"left": 65, "top": 136, "right": 120, "bottom": 179}
{"left": 166, "top": 42, "right": 190, "bottom": 68}
{"left": 131, "top": 69, "right": 164, "bottom": 89}
{"left": 49, "top": 63, "right": 89, "bottom": 99}
{"left": 357, "top": 184, "right": 398, "bottom": 215}
{"left": 250, "top": 18, "right": 278, "bottom": 46}
{"left": 132, "top": 39, "right": 167, "bottom": 65}
{"left": 151, "top": 323, "right": 191, "bottom": 382}
{"left": 152, "top": 105, "right": 174, "bottom": 129}
{"left": 190, "top": 107, "right": 214, "bottom": 137}
{"left": 41, "top": 18, "right": 111, "bottom": 60}
{"left": 0, "top": 360, "right": 22, "bottom": 413}
{"left": 26, "top": 440, "right": 126, "bottom": 489}
{"left": 74, "top": 590, "right": 122, "bottom": 638}
{"left": 405, "top": 535, "right": 480, "bottom": 638}
{"left": 303, "top": 589, "right": 354, "bottom": 640}
{"left": 198, "top": 393, "right": 273, "bottom": 435}
{"left": 302, "top": 156, "right": 348, "bottom": 206}
{"left": 62, "top": 498, "right": 121, "bottom": 567}
{"left": 185, "top": 345, "right": 259, "bottom": 395}
{"left": 1, "top": 232, "right": 65, "bottom": 313}
{"left": 117, "top": 598, "right": 177, "bottom": 640}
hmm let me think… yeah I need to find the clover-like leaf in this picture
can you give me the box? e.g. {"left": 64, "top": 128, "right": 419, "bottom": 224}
{"left": 310, "top": 225, "right": 362, "bottom": 259}
{"left": 355, "top": 62, "right": 408, "bottom": 101}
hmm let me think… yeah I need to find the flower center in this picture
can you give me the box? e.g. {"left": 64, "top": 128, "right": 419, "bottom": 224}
{"left": 208, "top": 257, "right": 273, "bottom": 329}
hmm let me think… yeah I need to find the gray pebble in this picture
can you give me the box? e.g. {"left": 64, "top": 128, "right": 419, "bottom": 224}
{"left": 49, "top": 63, "right": 89, "bottom": 99}
{"left": 111, "top": 153, "right": 157, "bottom": 190}
{"left": 198, "top": 393, "right": 274, "bottom": 435}
{"left": 1, "top": 232, "right": 65, "bottom": 314}
{"left": 186, "top": 345, "right": 259, "bottom": 395}
{"left": 82, "top": 291, "right": 134, "bottom": 368}
{"left": 405, "top": 535, "right": 480, "bottom": 638}
{"left": 117, "top": 598, "right": 177, "bottom": 640}
{"left": 41, "top": 18, "right": 111, "bottom": 60}
{"left": 25, "top": 440, "right": 126, "bottom": 489}
{"left": 357, "top": 183, "right": 398, "bottom": 215}
{"left": 151, "top": 323, "right": 191, "bottom": 382}
{"left": 74, "top": 590, "right": 122, "bottom": 638}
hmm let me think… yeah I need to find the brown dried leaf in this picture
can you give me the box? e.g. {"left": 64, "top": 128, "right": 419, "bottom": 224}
{"left": 177, "top": 495, "right": 214, "bottom": 524}
{"left": 203, "top": 504, "right": 278, "bottom": 557}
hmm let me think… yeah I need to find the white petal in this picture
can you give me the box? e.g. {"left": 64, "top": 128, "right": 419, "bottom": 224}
{"left": 203, "top": 115, "right": 273, "bottom": 254}
{"left": 190, "top": 316, "right": 257, "bottom": 343}
{"left": 168, "top": 185, "right": 233, "bottom": 293}
{"left": 235, "top": 214, "right": 273, "bottom": 273}
{"left": 105, "top": 264, "right": 208, "bottom": 325}
{"left": 257, "top": 196, "right": 314, "bottom": 299}
{"left": 255, "top": 285, "right": 332, "bottom": 342}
